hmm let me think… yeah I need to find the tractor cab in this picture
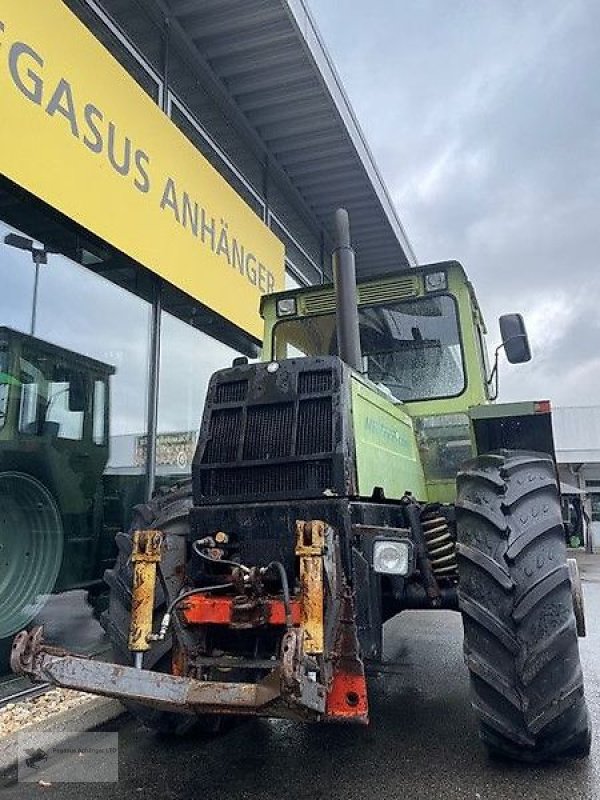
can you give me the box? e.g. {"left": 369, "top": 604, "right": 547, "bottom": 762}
{"left": 0, "top": 327, "right": 114, "bottom": 640}
{"left": 260, "top": 261, "right": 541, "bottom": 503}
{"left": 261, "top": 261, "right": 491, "bottom": 414}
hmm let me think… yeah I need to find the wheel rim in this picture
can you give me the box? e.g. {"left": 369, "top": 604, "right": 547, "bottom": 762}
{"left": 0, "top": 472, "right": 64, "bottom": 637}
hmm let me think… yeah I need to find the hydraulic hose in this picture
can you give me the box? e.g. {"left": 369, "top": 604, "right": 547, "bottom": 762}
{"left": 264, "top": 561, "right": 292, "bottom": 629}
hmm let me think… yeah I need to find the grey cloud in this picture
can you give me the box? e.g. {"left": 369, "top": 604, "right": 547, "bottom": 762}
{"left": 309, "top": 0, "right": 600, "bottom": 405}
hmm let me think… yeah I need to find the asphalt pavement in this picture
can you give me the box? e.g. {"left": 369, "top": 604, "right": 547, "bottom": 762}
{"left": 2, "top": 556, "right": 600, "bottom": 800}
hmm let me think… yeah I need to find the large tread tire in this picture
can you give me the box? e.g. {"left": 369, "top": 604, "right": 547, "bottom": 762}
{"left": 100, "top": 481, "right": 219, "bottom": 736}
{"left": 456, "top": 450, "right": 591, "bottom": 762}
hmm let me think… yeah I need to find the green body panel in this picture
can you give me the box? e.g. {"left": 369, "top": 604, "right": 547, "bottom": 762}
{"left": 350, "top": 373, "right": 426, "bottom": 500}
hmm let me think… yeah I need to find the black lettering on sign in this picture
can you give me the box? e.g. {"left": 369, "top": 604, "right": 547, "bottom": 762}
{"left": 232, "top": 239, "right": 245, "bottom": 276}
{"left": 160, "top": 177, "right": 180, "bottom": 222}
{"left": 201, "top": 208, "right": 215, "bottom": 251}
{"left": 83, "top": 103, "right": 103, "bottom": 154}
{"left": 216, "top": 221, "right": 231, "bottom": 265}
{"left": 45, "top": 78, "right": 79, "bottom": 138}
{"left": 107, "top": 121, "right": 130, "bottom": 176}
{"left": 134, "top": 149, "right": 151, "bottom": 194}
{"left": 9, "top": 41, "right": 44, "bottom": 105}
{"left": 245, "top": 253, "right": 257, "bottom": 286}
{"left": 182, "top": 192, "right": 198, "bottom": 236}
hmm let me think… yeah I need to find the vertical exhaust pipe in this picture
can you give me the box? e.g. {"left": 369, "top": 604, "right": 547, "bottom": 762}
{"left": 332, "top": 208, "right": 362, "bottom": 372}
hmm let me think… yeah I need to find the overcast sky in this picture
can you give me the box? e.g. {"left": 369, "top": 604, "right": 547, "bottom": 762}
{"left": 308, "top": 0, "right": 600, "bottom": 407}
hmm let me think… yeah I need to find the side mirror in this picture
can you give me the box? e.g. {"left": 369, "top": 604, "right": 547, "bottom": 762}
{"left": 499, "top": 313, "right": 531, "bottom": 364}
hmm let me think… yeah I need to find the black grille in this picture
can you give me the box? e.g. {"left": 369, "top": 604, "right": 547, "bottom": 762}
{"left": 194, "top": 357, "right": 352, "bottom": 503}
{"left": 298, "top": 370, "right": 332, "bottom": 394}
{"left": 297, "top": 398, "right": 332, "bottom": 455}
{"left": 243, "top": 404, "right": 293, "bottom": 460}
{"left": 200, "top": 461, "right": 333, "bottom": 498}
{"left": 215, "top": 380, "right": 248, "bottom": 403}
{"left": 202, "top": 408, "right": 242, "bottom": 463}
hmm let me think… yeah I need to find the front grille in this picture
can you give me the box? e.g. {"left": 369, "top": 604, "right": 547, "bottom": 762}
{"left": 358, "top": 276, "right": 418, "bottom": 304}
{"left": 215, "top": 380, "right": 248, "bottom": 403}
{"left": 298, "top": 370, "right": 332, "bottom": 394}
{"left": 194, "top": 357, "right": 351, "bottom": 503}
{"left": 303, "top": 293, "right": 336, "bottom": 314}
{"left": 200, "top": 461, "right": 333, "bottom": 498}
{"left": 243, "top": 404, "right": 293, "bottom": 460}
{"left": 302, "top": 276, "right": 419, "bottom": 315}
{"left": 297, "top": 398, "right": 332, "bottom": 455}
{"left": 202, "top": 408, "right": 242, "bottom": 463}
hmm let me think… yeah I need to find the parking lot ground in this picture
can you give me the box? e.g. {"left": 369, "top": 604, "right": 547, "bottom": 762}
{"left": 2, "top": 554, "right": 599, "bottom": 799}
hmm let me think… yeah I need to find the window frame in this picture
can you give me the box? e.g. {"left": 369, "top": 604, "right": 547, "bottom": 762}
{"left": 272, "top": 292, "right": 468, "bottom": 403}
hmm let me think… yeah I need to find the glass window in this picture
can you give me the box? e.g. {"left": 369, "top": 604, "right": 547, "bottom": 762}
{"left": 414, "top": 414, "right": 474, "bottom": 480}
{"left": 274, "top": 295, "right": 465, "bottom": 402}
{"left": 93, "top": 380, "right": 107, "bottom": 446}
{"left": 155, "top": 312, "right": 245, "bottom": 483}
{"left": 0, "top": 208, "right": 151, "bottom": 673}
{"left": 591, "top": 494, "right": 600, "bottom": 523}
{"left": 45, "top": 379, "right": 84, "bottom": 441}
{"left": 18, "top": 355, "right": 43, "bottom": 434}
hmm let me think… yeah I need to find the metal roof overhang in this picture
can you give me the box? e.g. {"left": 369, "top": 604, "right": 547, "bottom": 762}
{"left": 101, "top": 0, "right": 417, "bottom": 277}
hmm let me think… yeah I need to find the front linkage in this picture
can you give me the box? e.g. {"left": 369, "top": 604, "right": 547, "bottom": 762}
{"left": 12, "top": 520, "right": 368, "bottom": 724}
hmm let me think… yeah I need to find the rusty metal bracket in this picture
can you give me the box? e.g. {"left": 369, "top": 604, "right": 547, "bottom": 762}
{"left": 296, "top": 520, "right": 327, "bottom": 655}
{"left": 10, "top": 627, "right": 326, "bottom": 720}
{"left": 128, "top": 530, "right": 163, "bottom": 654}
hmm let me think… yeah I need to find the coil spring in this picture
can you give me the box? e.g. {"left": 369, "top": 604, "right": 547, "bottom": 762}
{"left": 421, "top": 510, "right": 458, "bottom": 578}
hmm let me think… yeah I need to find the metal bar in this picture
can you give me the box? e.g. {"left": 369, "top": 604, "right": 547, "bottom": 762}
{"left": 332, "top": 209, "right": 362, "bottom": 372}
{"left": 30, "top": 261, "right": 40, "bottom": 336}
{"left": 31, "top": 654, "right": 280, "bottom": 712}
{"left": 145, "top": 279, "right": 162, "bottom": 501}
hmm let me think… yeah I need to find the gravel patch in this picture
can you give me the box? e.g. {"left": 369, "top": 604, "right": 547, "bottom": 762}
{"left": 0, "top": 689, "right": 98, "bottom": 738}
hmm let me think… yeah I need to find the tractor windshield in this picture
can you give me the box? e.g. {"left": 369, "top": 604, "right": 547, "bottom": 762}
{"left": 273, "top": 294, "right": 465, "bottom": 402}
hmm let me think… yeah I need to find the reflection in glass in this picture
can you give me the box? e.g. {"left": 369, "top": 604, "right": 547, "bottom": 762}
{"left": 155, "top": 312, "right": 243, "bottom": 482}
{"left": 0, "top": 218, "right": 151, "bottom": 672}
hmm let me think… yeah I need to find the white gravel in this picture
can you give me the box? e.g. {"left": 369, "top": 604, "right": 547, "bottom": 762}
{"left": 0, "top": 688, "right": 97, "bottom": 738}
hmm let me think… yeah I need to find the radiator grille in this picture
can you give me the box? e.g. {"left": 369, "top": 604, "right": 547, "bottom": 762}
{"left": 200, "top": 461, "right": 332, "bottom": 498}
{"left": 297, "top": 398, "right": 332, "bottom": 455}
{"left": 358, "top": 276, "right": 418, "bottom": 304}
{"left": 195, "top": 359, "right": 347, "bottom": 502}
{"left": 298, "top": 370, "right": 332, "bottom": 394}
{"left": 202, "top": 408, "right": 242, "bottom": 463}
{"left": 303, "top": 276, "right": 419, "bottom": 315}
{"left": 243, "top": 404, "right": 293, "bottom": 460}
{"left": 215, "top": 380, "right": 248, "bottom": 403}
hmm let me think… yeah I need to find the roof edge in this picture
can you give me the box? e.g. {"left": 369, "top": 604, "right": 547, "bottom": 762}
{"left": 284, "top": 0, "right": 418, "bottom": 266}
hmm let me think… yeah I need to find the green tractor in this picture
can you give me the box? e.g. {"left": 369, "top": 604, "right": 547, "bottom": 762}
{"left": 13, "top": 211, "right": 589, "bottom": 762}
{"left": 0, "top": 327, "right": 114, "bottom": 650}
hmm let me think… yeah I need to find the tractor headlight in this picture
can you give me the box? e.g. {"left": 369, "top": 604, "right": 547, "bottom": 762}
{"left": 424, "top": 271, "right": 447, "bottom": 292}
{"left": 372, "top": 539, "right": 412, "bottom": 575}
{"left": 276, "top": 297, "right": 297, "bottom": 317}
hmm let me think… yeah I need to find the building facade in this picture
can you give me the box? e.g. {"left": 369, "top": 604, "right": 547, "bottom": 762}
{"left": 0, "top": 0, "right": 415, "bottom": 668}
{"left": 554, "top": 406, "right": 600, "bottom": 552}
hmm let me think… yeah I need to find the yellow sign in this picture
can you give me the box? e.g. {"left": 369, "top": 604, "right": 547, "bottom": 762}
{"left": 0, "top": 1, "right": 284, "bottom": 339}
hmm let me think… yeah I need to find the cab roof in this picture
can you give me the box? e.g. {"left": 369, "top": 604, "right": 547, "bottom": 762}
{"left": 261, "top": 260, "right": 483, "bottom": 320}
{"left": 0, "top": 327, "right": 115, "bottom": 375}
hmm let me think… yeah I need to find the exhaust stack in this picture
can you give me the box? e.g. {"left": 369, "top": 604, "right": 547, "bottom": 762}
{"left": 332, "top": 208, "right": 362, "bottom": 372}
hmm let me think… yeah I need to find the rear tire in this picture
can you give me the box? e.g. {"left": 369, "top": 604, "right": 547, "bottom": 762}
{"left": 456, "top": 450, "right": 591, "bottom": 762}
{"left": 100, "top": 481, "right": 221, "bottom": 735}
{"left": 0, "top": 472, "right": 63, "bottom": 638}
